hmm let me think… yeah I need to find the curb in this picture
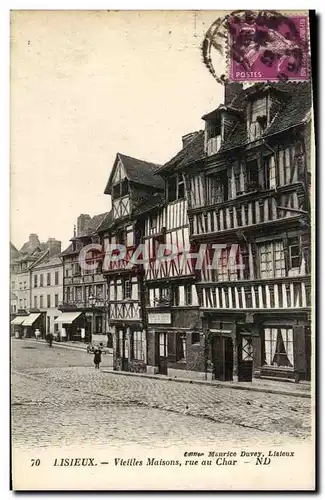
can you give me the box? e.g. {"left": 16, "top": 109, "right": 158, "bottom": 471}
{"left": 101, "top": 369, "right": 311, "bottom": 399}
{"left": 15, "top": 338, "right": 87, "bottom": 352}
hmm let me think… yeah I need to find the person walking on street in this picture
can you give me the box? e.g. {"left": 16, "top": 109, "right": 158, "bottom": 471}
{"left": 94, "top": 349, "right": 102, "bottom": 369}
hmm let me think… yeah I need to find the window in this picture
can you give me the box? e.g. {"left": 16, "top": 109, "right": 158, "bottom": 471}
{"left": 19, "top": 299, "right": 22, "bottom": 309}
{"left": 75, "top": 287, "right": 82, "bottom": 302}
{"left": 112, "top": 179, "right": 128, "bottom": 199}
{"left": 185, "top": 285, "right": 192, "bottom": 306}
{"left": 192, "top": 331, "right": 200, "bottom": 344}
{"left": 96, "top": 285, "right": 103, "bottom": 299}
{"left": 55, "top": 294, "right": 59, "bottom": 307}
{"left": 19, "top": 282, "right": 22, "bottom": 290}
{"left": 159, "top": 333, "right": 167, "bottom": 357}
{"left": 34, "top": 275, "right": 37, "bottom": 288}
{"left": 65, "top": 269, "right": 69, "bottom": 278}
{"left": 40, "top": 295, "right": 43, "bottom": 309}
{"left": 47, "top": 295, "right": 51, "bottom": 308}
{"left": 288, "top": 237, "right": 300, "bottom": 269}
{"left": 34, "top": 296, "right": 38, "bottom": 309}
{"left": 11, "top": 281, "right": 15, "bottom": 290}
{"left": 167, "top": 174, "right": 185, "bottom": 202}
{"left": 47, "top": 273, "right": 51, "bottom": 286}
{"left": 23, "top": 298, "right": 26, "bottom": 308}
{"left": 123, "top": 280, "right": 131, "bottom": 300}
{"left": 149, "top": 214, "right": 157, "bottom": 232}
{"left": 54, "top": 317, "right": 59, "bottom": 332}
{"left": 118, "top": 330, "right": 128, "bottom": 358}
{"left": 173, "top": 287, "right": 180, "bottom": 306}
{"left": 264, "top": 156, "right": 276, "bottom": 189}
{"left": 259, "top": 241, "right": 285, "bottom": 279}
{"left": 246, "top": 159, "right": 259, "bottom": 190}
{"left": 55, "top": 271, "right": 59, "bottom": 285}
{"left": 117, "top": 229, "right": 126, "bottom": 246}
{"left": 74, "top": 263, "right": 81, "bottom": 276}
{"left": 249, "top": 98, "right": 267, "bottom": 140}
{"left": 241, "top": 336, "right": 253, "bottom": 361}
{"left": 24, "top": 281, "right": 27, "bottom": 289}
{"left": 264, "top": 328, "right": 294, "bottom": 368}
{"left": 132, "top": 331, "right": 144, "bottom": 360}
{"left": 40, "top": 274, "right": 43, "bottom": 287}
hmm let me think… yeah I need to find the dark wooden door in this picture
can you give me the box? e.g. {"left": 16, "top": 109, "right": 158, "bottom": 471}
{"left": 118, "top": 328, "right": 129, "bottom": 371}
{"left": 158, "top": 332, "right": 168, "bottom": 375}
{"left": 211, "top": 335, "right": 233, "bottom": 381}
{"left": 238, "top": 335, "right": 253, "bottom": 382}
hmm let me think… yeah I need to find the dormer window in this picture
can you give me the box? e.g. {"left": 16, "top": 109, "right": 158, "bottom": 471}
{"left": 249, "top": 97, "right": 267, "bottom": 141}
{"left": 167, "top": 174, "right": 185, "bottom": 202}
{"left": 112, "top": 179, "right": 128, "bottom": 199}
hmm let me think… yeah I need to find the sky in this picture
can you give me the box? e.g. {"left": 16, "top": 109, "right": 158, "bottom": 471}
{"left": 10, "top": 10, "right": 225, "bottom": 250}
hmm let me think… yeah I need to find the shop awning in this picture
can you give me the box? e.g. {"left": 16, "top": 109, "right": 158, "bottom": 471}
{"left": 11, "top": 316, "right": 27, "bottom": 325}
{"left": 54, "top": 312, "right": 82, "bottom": 324}
{"left": 21, "top": 313, "right": 42, "bottom": 326}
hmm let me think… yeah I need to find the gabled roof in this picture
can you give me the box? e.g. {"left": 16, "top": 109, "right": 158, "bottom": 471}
{"left": 10, "top": 242, "right": 20, "bottom": 260}
{"left": 33, "top": 255, "right": 62, "bottom": 270}
{"left": 104, "top": 153, "right": 164, "bottom": 194}
{"left": 158, "top": 130, "right": 205, "bottom": 173}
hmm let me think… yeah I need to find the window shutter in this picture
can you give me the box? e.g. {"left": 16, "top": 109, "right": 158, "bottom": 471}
{"left": 293, "top": 325, "right": 306, "bottom": 376}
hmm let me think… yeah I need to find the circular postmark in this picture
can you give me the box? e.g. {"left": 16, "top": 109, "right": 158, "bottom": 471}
{"left": 202, "top": 10, "right": 309, "bottom": 84}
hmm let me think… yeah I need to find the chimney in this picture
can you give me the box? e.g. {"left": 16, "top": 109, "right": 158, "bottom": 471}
{"left": 77, "top": 214, "right": 91, "bottom": 236}
{"left": 47, "top": 238, "right": 62, "bottom": 257}
{"left": 182, "top": 132, "right": 197, "bottom": 149}
{"left": 29, "top": 233, "right": 40, "bottom": 248}
{"left": 224, "top": 82, "right": 243, "bottom": 106}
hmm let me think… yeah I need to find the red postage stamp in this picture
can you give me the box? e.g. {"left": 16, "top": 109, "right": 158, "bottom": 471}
{"left": 228, "top": 12, "right": 309, "bottom": 82}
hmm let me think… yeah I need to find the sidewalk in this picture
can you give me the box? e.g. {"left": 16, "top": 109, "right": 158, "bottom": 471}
{"left": 101, "top": 368, "right": 311, "bottom": 399}
{"left": 17, "top": 338, "right": 113, "bottom": 353}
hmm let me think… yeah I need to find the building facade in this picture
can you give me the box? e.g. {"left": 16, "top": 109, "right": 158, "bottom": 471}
{"left": 98, "top": 153, "right": 165, "bottom": 372}
{"left": 96, "top": 81, "right": 311, "bottom": 383}
{"left": 10, "top": 234, "right": 62, "bottom": 337}
{"left": 59, "top": 213, "right": 109, "bottom": 343}
{"left": 176, "top": 81, "right": 312, "bottom": 382}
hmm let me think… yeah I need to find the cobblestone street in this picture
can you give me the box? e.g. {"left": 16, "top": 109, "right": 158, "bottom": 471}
{"left": 11, "top": 339, "right": 312, "bottom": 451}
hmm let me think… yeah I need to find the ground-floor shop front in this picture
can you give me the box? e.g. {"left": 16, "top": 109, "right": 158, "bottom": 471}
{"left": 202, "top": 311, "right": 311, "bottom": 383}
{"left": 110, "top": 321, "right": 147, "bottom": 373}
{"left": 54, "top": 309, "right": 106, "bottom": 343}
{"left": 146, "top": 307, "right": 206, "bottom": 380}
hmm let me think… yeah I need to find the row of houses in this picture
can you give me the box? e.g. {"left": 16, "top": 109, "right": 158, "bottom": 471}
{"left": 11, "top": 80, "right": 312, "bottom": 383}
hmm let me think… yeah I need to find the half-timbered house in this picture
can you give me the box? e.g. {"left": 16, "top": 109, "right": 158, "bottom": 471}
{"left": 143, "top": 133, "right": 205, "bottom": 378}
{"left": 178, "top": 81, "right": 312, "bottom": 383}
{"left": 59, "top": 213, "right": 109, "bottom": 343}
{"left": 99, "top": 153, "right": 164, "bottom": 372}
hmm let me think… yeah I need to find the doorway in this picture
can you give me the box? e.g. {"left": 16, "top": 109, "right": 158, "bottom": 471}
{"left": 211, "top": 335, "right": 233, "bottom": 381}
{"left": 158, "top": 332, "right": 168, "bottom": 375}
{"left": 118, "top": 328, "right": 129, "bottom": 371}
{"left": 238, "top": 334, "right": 253, "bottom": 382}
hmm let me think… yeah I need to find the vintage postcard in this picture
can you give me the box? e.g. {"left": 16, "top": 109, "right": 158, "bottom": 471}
{"left": 10, "top": 9, "right": 315, "bottom": 490}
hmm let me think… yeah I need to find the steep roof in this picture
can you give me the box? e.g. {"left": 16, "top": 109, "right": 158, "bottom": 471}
{"left": 217, "top": 81, "right": 312, "bottom": 154}
{"left": 60, "top": 243, "right": 76, "bottom": 257}
{"left": 104, "top": 153, "right": 164, "bottom": 194}
{"left": 10, "top": 242, "right": 20, "bottom": 260}
{"left": 33, "top": 255, "right": 62, "bottom": 270}
{"left": 133, "top": 192, "right": 165, "bottom": 216}
{"left": 158, "top": 130, "right": 205, "bottom": 173}
{"left": 96, "top": 211, "right": 113, "bottom": 233}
